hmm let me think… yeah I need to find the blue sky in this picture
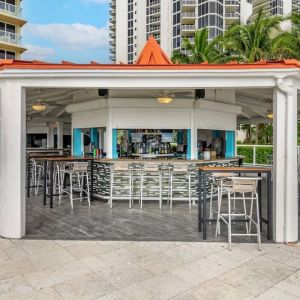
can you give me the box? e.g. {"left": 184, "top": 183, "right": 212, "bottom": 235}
{"left": 22, "top": 0, "right": 110, "bottom": 63}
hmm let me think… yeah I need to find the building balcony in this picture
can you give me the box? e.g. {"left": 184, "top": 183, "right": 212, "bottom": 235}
{"left": 225, "top": 12, "right": 240, "bottom": 20}
{"left": 147, "top": 0, "right": 160, "bottom": 8}
{"left": 109, "top": 47, "right": 116, "bottom": 54}
{"left": 181, "top": 0, "right": 196, "bottom": 6}
{"left": 0, "top": 30, "right": 21, "bottom": 45}
{"left": 109, "top": 39, "right": 116, "bottom": 46}
{"left": 0, "top": 2, "right": 22, "bottom": 18}
{"left": 181, "top": 24, "right": 196, "bottom": 34}
{"left": 109, "top": 23, "right": 115, "bottom": 31}
{"left": 148, "top": 8, "right": 160, "bottom": 16}
{"left": 225, "top": 0, "right": 240, "bottom": 12}
{"left": 181, "top": 12, "right": 196, "bottom": 24}
{"left": 148, "top": 16, "right": 160, "bottom": 25}
{"left": 109, "top": 31, "right": 116, "bottom": 38}
{"left": 109, "top": 1, "right": 116, "bottom": 9}
{"left": 0, "top": 2, "right": 26, "bottom": 26}
{"left": 149, "top": 27, "right": 160, "bottom": 34}
{"left": 225, "top": 0, "right": 240, "bottom": 6}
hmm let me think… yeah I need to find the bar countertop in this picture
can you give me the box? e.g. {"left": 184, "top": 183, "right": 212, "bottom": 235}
{"left": 93, "top": 157, "right": 240, "bottom": 164}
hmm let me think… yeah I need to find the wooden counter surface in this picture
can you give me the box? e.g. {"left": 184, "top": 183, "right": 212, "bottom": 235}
{"left": 93, "top": 157, "right": 240, "bottom": 164}
{"left": 199, "top": 166, "right": 272, "bottom": 172}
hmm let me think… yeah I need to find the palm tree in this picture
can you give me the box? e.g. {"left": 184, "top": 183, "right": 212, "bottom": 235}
{"left": 171, "top": 28, "right": 223, "bottom": 64}
{"left": 272, "top": 13, "right": 300, "bottom": 60}
{"left": 220, "top": 10, "right": 283, "bottom": 63}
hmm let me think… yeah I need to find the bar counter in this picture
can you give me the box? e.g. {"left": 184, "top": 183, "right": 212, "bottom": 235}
{"left": 92, "top": 157, "right": 240, "bottom": 200}
{"left": 93, "top": 157, "right": 240, "bottom": 164}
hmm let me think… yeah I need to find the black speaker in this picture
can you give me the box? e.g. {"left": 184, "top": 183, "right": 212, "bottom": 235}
{"left": 98, "top": 89, "right": 108, "bottom": 97}
{"left": 196, "top": 89, "right": 205, "bottom": 99}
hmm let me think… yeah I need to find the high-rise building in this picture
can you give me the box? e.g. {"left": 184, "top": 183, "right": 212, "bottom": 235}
{"left": 252, "top": 0, "right": 300, "bottom": 18}
{"left": 0, "top": 0, "right": 26, "bottom": 60}
{"left": 109, "top": 0, "right": 252, "bottom": 64}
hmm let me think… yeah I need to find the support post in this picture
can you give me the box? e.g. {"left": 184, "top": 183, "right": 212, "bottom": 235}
{"left": 47, "top": 125, "right": 54, "bottom": 148}
{"left": 57, "top": 122, "right": 64, "bottom": 149}
{"left": 273, "top": 80, "right": 298, "bottom": 243}
{"left": 0, "top": 83, "right": 26, "bottom": 238}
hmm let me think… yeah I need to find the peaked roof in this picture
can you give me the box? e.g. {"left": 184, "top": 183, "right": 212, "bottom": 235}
{"left": 135, "top": 35, "right": 173, "bottom": 65}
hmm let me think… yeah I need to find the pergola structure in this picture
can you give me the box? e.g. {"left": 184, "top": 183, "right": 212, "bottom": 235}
{"left": 0, "top": 37, "right": 299, "bottom": 243}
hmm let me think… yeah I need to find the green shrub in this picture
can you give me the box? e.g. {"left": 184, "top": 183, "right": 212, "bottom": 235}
{"left": 237, "top": 146, "right": 273, "bottom": 165}
{"left": 237, "top": 146, "right": 253, "bottom": 163}
{"left": 256, "top": 147, "right": 273, "bottom": 164}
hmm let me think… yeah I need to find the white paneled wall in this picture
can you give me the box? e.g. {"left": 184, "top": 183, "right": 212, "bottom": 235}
{"left": 72, "top": 109, "right": 107, "bottom": 129}
{"left": 111, "top": 108, "right": 191, "bottom": 129}
{"left": 196, "top": 110, "right": 236, "bottom": 131}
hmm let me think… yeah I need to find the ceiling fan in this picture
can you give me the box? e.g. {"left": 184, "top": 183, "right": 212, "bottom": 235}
{"left": 148, "top": 89, "right": 195, "bottom": 104}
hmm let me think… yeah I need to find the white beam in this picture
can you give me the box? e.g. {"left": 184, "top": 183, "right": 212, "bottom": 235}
{"left": 0, "top": 83, "right": 26, "bottom": 238}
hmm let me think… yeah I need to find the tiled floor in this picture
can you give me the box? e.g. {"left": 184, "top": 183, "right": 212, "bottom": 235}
{"left": 26, "top": 194, "right": 270, "bottom": 243}
{"left": 0, "top": 238, "right": 299, "bottom": 299}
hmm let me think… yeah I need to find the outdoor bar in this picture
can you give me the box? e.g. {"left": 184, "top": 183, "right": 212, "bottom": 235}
{"left": 0, "top": 36, "right": 299, "bottom": 246}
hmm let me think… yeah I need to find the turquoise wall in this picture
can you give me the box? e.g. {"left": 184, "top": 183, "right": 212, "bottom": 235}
{"left": 225, "top": 131, "right": 235, "bottom": 158}
{"left": 187, "top": 129, "right": 191, "bottom": 160}
{"left": 112, "top": 129, "right": 118, "bottom": 159}
{"left": 90, "top": 128, "right": 99, "bottom": 148}
{"left": 73, "top": 129, "right": 82, "bottom": 156}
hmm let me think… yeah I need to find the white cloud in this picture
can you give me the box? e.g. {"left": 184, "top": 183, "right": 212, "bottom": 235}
{"left": 23, "top": 23, "right": 109, "bottom": 51}
{"left": 22, "top": 44, "right": 55, "bottom": 61}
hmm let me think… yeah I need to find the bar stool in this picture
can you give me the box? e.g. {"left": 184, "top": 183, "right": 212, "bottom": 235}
{"left": 215, "top": 177, "right": 262, "bottom": 250}
{"left": 170, "top": 164, "right": 192, "bottom": 210}
{"left": 61, "top": 162, "right": 91, "bottom": 209}
{"left": 209, "top": 173, "right": 238, "bottom": 219}
{"left": 140, "top": 163, "right": 162, "bottom": 209}
{"left": 130, "top": 163, "right": 143, "bottom": 205}
{"left": 109, "top": 163, "right": 132, "bottom": 208}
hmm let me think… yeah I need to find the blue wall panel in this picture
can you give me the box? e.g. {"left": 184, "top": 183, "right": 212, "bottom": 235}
{"left": 187, "top": 129, "right": 191, "bottom": 160}
{"left": 112, "top": 129, "right": 118, "bottom": 159}
{"left": 73, "top": 129, "right": 82, "bottom": 156}
{"left": 90, "top": 128, "right": 99, "bottom": 148}
{"left": 225, "top": 131, "right": 235, "bottom": 158}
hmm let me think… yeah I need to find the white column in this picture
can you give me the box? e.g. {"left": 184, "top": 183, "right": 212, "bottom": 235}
{"left": 47, "top": 125, "right": 54, "bottom": 148}
{"left": 0, "top": 83, "right": 26, "bottom": 238}
{"left": 273, "top": 80, "right": 298, "bottom": 243}
{"left": 57, "top": 122, "right": 64, "bottom": 149}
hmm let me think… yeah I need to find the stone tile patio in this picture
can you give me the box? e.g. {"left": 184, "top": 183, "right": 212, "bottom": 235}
{"left": 0, "top": 238, "right": 299, "bottom": 299}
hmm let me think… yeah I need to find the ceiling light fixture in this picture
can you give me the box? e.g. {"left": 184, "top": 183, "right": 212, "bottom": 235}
{"left": 32, "top": 103, "right": 47, "bottom": 112}
{"left": 157, "top": 97, "right": 173, "bottom": 104}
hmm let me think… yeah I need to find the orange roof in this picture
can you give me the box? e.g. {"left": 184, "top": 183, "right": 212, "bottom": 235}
{"left": 135, "top": 35, "right": 172, "bottom": 65}
{"left": 0, "top": 59, "right": 300, "bottom": 71}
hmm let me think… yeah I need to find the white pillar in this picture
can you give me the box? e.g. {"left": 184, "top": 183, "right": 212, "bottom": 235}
{"left": 0, "top": 83, "right": 26, "bottom": 238}
{"left": 273, "top": 80, "right": 298, "bottom": 243}
{"left": 47, "top": 125, "right": 54, "bottom": 148}
{"left": 57, "top": 122, "right": 64, "bottom": 149}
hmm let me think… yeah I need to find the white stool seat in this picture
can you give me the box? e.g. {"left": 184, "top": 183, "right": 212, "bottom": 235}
{"left": 216, "top": 176, "right": 262, "bottom": 251}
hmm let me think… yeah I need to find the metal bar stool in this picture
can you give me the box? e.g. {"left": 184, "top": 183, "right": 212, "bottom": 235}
{"left": 170, "top": 164, "right": 192, "bottom": 210}
{"left": 216, "top": 177, "right": 262, "bottom": 250}
{"left": 109, "top": 163, "right": 132, "bottom": 208}
{"left": 140, "top": 163, "right": 162, "bottom": 209}
{"left": 209, "top": 172, "right": 238, "bottom": 219}
{"left": 61, "top": 162, "right": 91, "bottom": 209}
